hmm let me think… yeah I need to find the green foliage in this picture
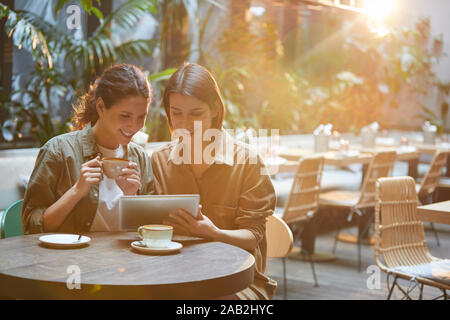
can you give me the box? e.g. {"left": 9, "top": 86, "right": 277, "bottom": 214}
{"left": 1, "top": 0, "right": 159, "bottom": 146}
{"left": 204, "top": 17, "right": 302, "bottom": 133}
{"left": 292, "top": 15, "right": 444, "bottom": 133}
{"left": 55, "top": 0, "right": 103, "bottom": 19}
{"left": 145, "top": 68, "right": 177, "bottom": 142}
{"left": 201, "top": 11, "right": 445, "bottom": 134}
{"left": 0, "top": 4, "right": 53, "bottom": 68}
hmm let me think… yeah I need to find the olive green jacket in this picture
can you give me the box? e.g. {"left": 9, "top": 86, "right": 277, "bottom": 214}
{"left": 22, "top": 123, "right": 154, "bottom": 234}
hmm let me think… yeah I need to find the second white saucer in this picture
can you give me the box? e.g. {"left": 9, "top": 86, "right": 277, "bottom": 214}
{"left": 131, "top": 241, "right": 183, "bottom": 254}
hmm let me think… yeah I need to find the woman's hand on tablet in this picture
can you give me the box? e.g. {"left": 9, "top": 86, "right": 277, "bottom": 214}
{"left": 164, "top": 205, "right": 220, "bottom": 239}
{"left": 116, "top": 161, "right": 141, "bottom": 195}
{"left": 164, "top": 205, "right": 259, "bottom": 251}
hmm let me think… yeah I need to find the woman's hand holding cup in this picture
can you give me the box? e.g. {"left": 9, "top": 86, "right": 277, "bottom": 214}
{"left": 116, "top": 161, "right": 141, "bottom": 195}
{"left": 74, "top": 155, "right": 103, "bottom": 197}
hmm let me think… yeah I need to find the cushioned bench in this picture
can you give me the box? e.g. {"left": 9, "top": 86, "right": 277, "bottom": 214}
{"left": 0, "top": 148, "right": 38, "bottom": 212}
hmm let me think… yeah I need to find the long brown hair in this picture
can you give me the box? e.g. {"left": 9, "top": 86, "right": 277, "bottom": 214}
{"left": 162, "top": 63, "right": 225, "bottom": 131}
{"left": 72, "top": 64, "right": 152, "bottom": 130}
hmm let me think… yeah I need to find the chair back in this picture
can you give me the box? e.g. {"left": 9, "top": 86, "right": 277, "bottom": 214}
{"left": 375, "top": 177, "right": 431, "bottom": 271}
{"left": 266, "top": 215, "right": 293, "bottom": 258}
{"left": 358, "top": 151, "right": 396, "bottom": 207}
{"left": 417, "top": 151, "right": 448, "bottom": 201}
{"left": 282, "top": 156, "right": 324, "bottom": 224}
{"left": 0, "top": 199, "right": 24, "bottom": 239}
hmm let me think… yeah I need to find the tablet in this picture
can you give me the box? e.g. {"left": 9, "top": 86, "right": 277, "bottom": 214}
{"left": 119, "top": 194, "right": 200, "bottom": 231}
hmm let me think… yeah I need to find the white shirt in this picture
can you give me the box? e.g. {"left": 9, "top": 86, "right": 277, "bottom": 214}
{"left": 90, "top": 144, "right": 126, "bottom": 232}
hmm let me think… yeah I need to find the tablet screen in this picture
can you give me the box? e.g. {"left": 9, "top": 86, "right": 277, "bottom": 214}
{"left": 119, "top": 194, "right": 200, "bottom": 231}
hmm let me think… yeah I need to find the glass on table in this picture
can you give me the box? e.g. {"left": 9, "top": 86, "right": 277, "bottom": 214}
{"left": 329, "top": 130, "right": 341, "bottom": 150}
{"left": 339, "top": 139, "right": 350, "bottom": 153}
{"left": 400, "top": 136, "right": 409, "bottom": 146}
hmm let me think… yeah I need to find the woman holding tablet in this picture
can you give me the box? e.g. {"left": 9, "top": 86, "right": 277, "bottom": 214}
{"left": 22, "top": 64, "right": 154, "bottom": 234}
{"left": 151, "top": 63, "right": 277, "bottom": 300}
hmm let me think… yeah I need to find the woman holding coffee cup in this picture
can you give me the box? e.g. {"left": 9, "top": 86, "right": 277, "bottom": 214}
{"left": 22, "top": 64, "right": 154, "bottom": 234}
{"left": 151, "top": 63, "right": 277, "bottom": 300}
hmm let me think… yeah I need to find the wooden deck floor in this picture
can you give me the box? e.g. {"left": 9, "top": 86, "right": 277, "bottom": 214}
{"left": 267, "top": 224, "right": 450, "bottom": 300}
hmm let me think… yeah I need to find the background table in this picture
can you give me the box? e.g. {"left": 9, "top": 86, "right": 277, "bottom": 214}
{"left": 278, "top": 147, "right": 419, "bottom": 177}
{"left": 417, "top": 201, "right": 450, "bottom": 225}
{"left": 0, "top": 232, "right": 255, "bottom": 299}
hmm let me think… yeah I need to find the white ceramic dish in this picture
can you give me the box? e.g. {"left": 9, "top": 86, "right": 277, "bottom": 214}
{"left": 39, "top": 234, "right": 91, "bottom": 248}
{"left": 264, "top": 156, "right": 288, "bottom": 166}
{"left": 131, "top": 241, "right": 182, "bottom": 255}
{"left": 336, "top": 150, "right": 360, "bottom": 158}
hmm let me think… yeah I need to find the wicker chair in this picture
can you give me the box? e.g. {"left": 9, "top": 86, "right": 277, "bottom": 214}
{"left": 275, "top": 155, "right": 324, "bottom": 288}
{"left": 375, "top": 176, "right": 449, "bottom": 300}
{"left": 319, "top": 151, "right": 397, "bottom": 271}
{"left": 416, "top": 151, "right": 449, "bottom": 246}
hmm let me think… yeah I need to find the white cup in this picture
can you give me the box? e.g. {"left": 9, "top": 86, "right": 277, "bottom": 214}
{"left": 314, "top": 134, "right": 329, "bottom": 152}
{"left": 423, "top": 131, "right": 436, "bottom": 145}
{"left": 361, "top": 132, "right": 376, "bottom": 148}
{"left": 137, "top": 224, "right": 173, "bottom": 248}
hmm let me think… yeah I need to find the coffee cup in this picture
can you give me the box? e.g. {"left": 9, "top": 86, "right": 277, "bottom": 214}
{"left": 137, "top": 224, "right": 173, "bottom": 248}
{"left": 102, "top": 157, "right": 129, "bottom": 179}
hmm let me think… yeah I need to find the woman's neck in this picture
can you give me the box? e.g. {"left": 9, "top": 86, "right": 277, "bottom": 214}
{"left": 92, "top": 121, "right": 119, "bottom": 150}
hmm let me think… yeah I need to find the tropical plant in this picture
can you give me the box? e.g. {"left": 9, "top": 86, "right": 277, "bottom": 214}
{"left": 0, "top": 0, "right": 161, "bottom": 146}
{"left": 146, "top": 0, "right": 224, "bottom": 141}
{"left": 204, "top": 12, "right": 303, "bottom": 133}
{"left": 145, "top": 67, "right": 177, "bottom": 142}
{"left": 293, "top": 14, "right": 445, "bottom": 133}
{"left": 422, "top": 80, "right": 450, "bottom": 133}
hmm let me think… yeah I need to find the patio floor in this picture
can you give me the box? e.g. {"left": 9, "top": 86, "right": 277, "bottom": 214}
{"left": 267, "top": 224, "right": 450, "bottom": 300}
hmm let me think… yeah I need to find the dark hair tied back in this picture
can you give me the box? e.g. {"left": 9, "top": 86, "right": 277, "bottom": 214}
{"left": 72, "top": 64, "right": 152, "bottom": 130}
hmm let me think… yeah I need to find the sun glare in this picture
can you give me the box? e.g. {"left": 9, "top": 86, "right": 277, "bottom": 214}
{"left": 363, "top": 0, "right": 395, "bottom": 20}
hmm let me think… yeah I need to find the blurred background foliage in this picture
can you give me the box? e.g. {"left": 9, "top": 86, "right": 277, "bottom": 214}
{"left": 0, "top": 0, "right": 447, "bottom": 147}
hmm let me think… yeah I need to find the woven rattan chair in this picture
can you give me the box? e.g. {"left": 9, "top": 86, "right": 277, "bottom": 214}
{"left": 375, "top": 177, "right": 449, "bottom": 300}
{"left": 275, "top": 155, "right": 324, "bottom": 288}
{"left": 319, "top": 151, "right": 397, "bottom": 271}
{"left": 416, "top": 151, "right": 448, "bottom": 246}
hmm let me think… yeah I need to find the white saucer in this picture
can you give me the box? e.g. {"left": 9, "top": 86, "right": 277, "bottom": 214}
{"left": 336, "top": 150, "right": 360, "bottom": 158}
{"left": 264, "top": 157, "right": 288, "bottom": 166}
{"left": 39, "top": 234, "right": 91, "bottom": 248}
{"left": 397, "top": 145, "right": 417, "bottom": 153}
{"left": 131, "top": 241, "right": 183, "bottom": 254}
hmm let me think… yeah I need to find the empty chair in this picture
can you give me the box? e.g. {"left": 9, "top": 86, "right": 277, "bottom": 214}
{"left": 375, "top": 177, "right": 449, "bottom": 300}
{"left": 275, "top": 155, "right": 324, "bottom": 287}
{"left": 266, "top": 214, "right": 293, "bottom": 299}
{"left": 319, "top": 151, "right": 396, "bottom": 271}
{"left": 1, "top": 199, "right": 23, "bottom": 239}
{"left": 416, "top": 151, "right": 448, "bottom": 246}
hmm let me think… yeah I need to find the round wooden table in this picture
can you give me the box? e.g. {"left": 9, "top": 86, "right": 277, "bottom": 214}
{"left": 0, "top": 232, "right": 255, "bottom": 299}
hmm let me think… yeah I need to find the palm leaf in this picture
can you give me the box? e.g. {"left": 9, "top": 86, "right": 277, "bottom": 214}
{"left": 93, "top": 0, "right": 157, "bottom": 38}
{"left": 1, "top": 4, "right": 54, "bottom": 67}
{"left": 114, "top": 39, "right": 157, "bottom": 61}
{"left": 148, "top": 68, "right": 177, "bottom": 83}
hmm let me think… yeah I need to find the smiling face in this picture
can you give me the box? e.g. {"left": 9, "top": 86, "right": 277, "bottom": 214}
{"left": 95, "top": 95, "right": 148, "bottom": 149}
{"left": 169, "top": 93, "right": 217, "bottom": 135}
